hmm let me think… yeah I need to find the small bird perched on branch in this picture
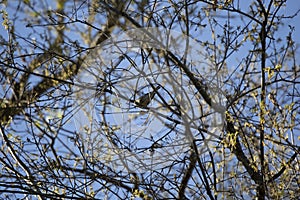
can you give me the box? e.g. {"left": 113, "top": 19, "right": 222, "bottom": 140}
{"left": 134, "top": 85, "right": 161, "bottom": 109}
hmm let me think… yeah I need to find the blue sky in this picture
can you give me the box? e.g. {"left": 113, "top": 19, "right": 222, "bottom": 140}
{"left": 1, "top": 1, "right": 300, "bottom": 45}
{"left": 1, "top": 1, "right": 300, "bottom": 199}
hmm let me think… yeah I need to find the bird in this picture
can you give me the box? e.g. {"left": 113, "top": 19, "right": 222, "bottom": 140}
{"left": 134, "top": 85, "right": 161, "bottom": 109}
{"left": 268, "top": 92, "right": 282, "bottom": 113}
